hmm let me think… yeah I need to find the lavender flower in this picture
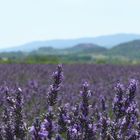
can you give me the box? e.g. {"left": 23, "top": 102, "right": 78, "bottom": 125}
{"left": 84, "top": 123, "right": 97, "bottom": 140}
{"left": 13, "top": 87, "right": 26, "bottom": 139}
{"left": 127, "top": 129, "right": 139, "bottom": 140}
{"left": 0, "top": 126, "right": 3, "bottom": 140}
{"left": 80, "top": 81, "right": 91, "bottom": 117}
{"left": 47, "top": 64, "right": 64, "bottom": 106}
{"left": 58, "top": 106, "right": 68, "bottom": 134}
{"left": 124, "top": 79, "right": 138, "bottom": 108}
{"left": 3, "top": 106, "right": 14, "bottom": 140}
{"left": 55, "top": 134, "right": 63, "bottom": 140}
{"left": 99, "top": 115, "right": 112, "bottom": 140}
{"left": 42, "top": 110, "right": 54, "bottom": 140}
{"left": 67, "top": 125, "right": 80, "bottom": 140}
{"left": 2, "top": 86, "right": 14, "bottom": 140}
{"left": 113, "top": 82, "right": 125, "bottom": 120}
{"left": 79, "top": 81, "right": 92, "bottom": 140}
{"left": 30, "top": 117, "right": 48, "bottom": 140}
{"left": 127, "top": 79, "right": 137, "bottom": 101}
{"left": 101, "top": 96, "right": 106, "bottom": 112}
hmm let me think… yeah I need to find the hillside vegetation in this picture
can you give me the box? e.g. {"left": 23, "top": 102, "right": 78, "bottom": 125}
{"left": 0, "top": 40, "right": 140, "bottom": 64}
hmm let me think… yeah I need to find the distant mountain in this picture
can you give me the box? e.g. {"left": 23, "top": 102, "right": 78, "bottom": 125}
{"left": 1, "top": 33, "right": 140, "bottom": 52}
{"left": 30, "top": 43, "right": 107, "bottom": 55}
{"left": 109, "top": 40, "right": 140, "bottom": 59}
{"left": 92, "top": 33, "right": 140, "bottom": 47}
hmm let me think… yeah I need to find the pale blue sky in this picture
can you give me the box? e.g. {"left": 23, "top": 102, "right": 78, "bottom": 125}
{"left": 0, "top": 0, "right": 140, "bottom": 48}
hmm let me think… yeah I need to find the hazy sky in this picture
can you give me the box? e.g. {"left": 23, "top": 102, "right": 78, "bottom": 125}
{"left": 0, "top": 0, "right": 140, "bottom": 48}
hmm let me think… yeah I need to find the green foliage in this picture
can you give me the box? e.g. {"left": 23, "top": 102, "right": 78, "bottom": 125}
{"left": 1, "top": 40, "right": 140, "bottom": 64}
{"left": 24, "top": 55, "right": 60, "bottom": 64}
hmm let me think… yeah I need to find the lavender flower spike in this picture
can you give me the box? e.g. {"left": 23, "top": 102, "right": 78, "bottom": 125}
{"left": 47, "top": 64, "right": 64, "bottom": 106}
{"left": 14, "top": 87, "right": 26, "bottom": 140}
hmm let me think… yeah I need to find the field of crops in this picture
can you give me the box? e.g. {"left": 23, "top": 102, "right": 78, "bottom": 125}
{"left": 0, "top": 64, "right": 140, "bottom": 140}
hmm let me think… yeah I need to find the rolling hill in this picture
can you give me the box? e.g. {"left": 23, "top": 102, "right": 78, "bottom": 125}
{"left": 62, "top": 43, "right": 107, "bottom": 54}
{"left": 1, "top": 33, "right": 140, "bottom": 52}
{"left": 109, "top": 40, "right": 140, "bottom": 59}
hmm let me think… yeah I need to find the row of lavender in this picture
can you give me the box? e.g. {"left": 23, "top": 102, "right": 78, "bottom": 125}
{"left": 0, "top": 64, "right": 140, "bottom": 139}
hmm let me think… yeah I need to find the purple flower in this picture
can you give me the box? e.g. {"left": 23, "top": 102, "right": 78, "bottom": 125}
{"left": 13, "top": 87, "right": 26, "bottom": 139}
{"left": 80, "top": 81, "right": 91, "bottom": 117}
{"left": 113, "top": 82, "right": 125, "bottom": 120}
{"left": 55, "top": 134, "right": 63, "bottom": 140}
{"left": 30, "top": 117, "right": 48, "bottom": 140}
{"left": 47, "top": 64, "right": 64, "bottom": 106}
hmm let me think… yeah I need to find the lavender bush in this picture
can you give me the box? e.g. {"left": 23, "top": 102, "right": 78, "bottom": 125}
{"left": 0, "top": 64, "right": 140, "bottom": 139}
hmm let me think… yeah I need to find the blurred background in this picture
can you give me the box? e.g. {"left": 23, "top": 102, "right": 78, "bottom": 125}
{"left": 0, "top": 0, "right": 140, "bottom": 64}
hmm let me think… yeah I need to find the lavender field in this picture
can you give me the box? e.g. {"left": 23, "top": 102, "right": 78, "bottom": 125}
{"left": 0, "top": 64, "right": 140, "bottom": 140}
